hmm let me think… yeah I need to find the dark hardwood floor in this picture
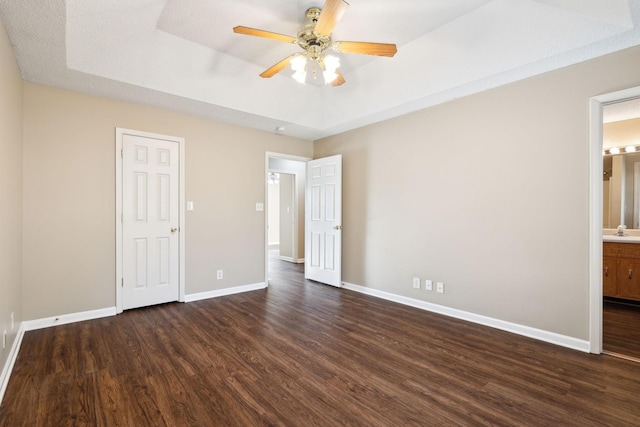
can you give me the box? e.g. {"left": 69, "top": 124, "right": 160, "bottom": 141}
{"left": 603, "top": 299, "right": 640, "bottom": 360}
{"left": 2, "top": 258, "right": 640, "bottom": 426}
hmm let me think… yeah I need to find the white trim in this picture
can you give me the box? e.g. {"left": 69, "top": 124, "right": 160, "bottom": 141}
{"left": 22, "top": 307, "right": 117, "bottom": 331}
{"left": 342, "top": 282, "right": 590, "bottom": 353}
{"left": 296, "top": 258, "right": 305, "bottom": 264}
{"left": 115, "top": 128, "right": 186, "bottom": 313}
{"left": 588, "top": 86, "right": 640, "bottom": 354}
{"left": 0, "top": 323, "right": 25, "bottom": 405}
{"left": 184, "top": 282, "right": 266, "bottom": 302}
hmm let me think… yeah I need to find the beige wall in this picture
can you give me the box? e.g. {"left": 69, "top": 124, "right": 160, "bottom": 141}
{"left": 0, "top": 17, "right": 22, "bottom": 370}
{"left": 22, "top": 83, "right": 313, "bottom": 319}
{"left": 315, "top": 45, "right": 640, "bottom": 340}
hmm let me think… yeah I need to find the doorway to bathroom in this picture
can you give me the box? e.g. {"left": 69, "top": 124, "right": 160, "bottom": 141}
{"left": 590, "top": 87, "right": 640, "bottom": 361}
{"left": 601, "top": 97, "right": 640, "bottom": 361}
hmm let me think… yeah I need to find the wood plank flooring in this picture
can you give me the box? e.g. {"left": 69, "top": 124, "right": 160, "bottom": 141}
{"left": 603, "top": 299, "right": 640, "bottom": 360}
{"left": 2, "top": 258, "right": 640, "bottom": 425}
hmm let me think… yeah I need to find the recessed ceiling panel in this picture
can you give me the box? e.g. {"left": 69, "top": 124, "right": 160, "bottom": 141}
{"left": 1, "top": 0, "right": 638, "bottom": 140}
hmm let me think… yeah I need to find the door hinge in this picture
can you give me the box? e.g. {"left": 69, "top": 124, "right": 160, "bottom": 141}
{"left": 121, "top": 148, "right": 123, "bottom": 158}
{"left": 121, "top": 213, "right": 123, "bottom": 223}
{"left": 121, "top": 278, "right": 124, "bottom": 287}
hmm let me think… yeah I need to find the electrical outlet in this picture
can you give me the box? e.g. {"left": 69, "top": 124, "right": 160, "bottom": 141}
{"left": 437, "top": 282, "right": 444, "bottom": 294}
{"left": 217, "top": 270, "right": 224, "bottom": 280}
{"left": 412, "top": 277, "right": 420, "bottom": 289}
{"left": 425, "top": 280, "right": 433, "bottom": 291}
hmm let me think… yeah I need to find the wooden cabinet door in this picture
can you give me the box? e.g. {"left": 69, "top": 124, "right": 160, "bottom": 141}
{"left": 617, "top": 260, "right": 640, "bottom": 301}
{"left": 603, "top": 257, "right": 618, "bottom": 297}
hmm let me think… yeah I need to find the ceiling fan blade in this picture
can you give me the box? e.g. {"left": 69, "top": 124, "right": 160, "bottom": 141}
{"left": 332, "top": 69, "right": 346, "bottom": 87}
{"left": 233, "top": 26, "right": 296, "bottom": 44}
{"left": 333, "top": 41, "right": 397, "bottom": 57}
{"left": 260, "top": 55, "right": 296, "bottom": 78}
{"left": 314, "top": 0, "right": 349, "bottom": 36}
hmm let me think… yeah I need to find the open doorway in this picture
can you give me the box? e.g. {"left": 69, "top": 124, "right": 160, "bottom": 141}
{"left": 590, "top": 87, "right": 640, "bottom": 359}
{"left": 265, "top": 153, "right": 311, "bottom": 285}
{"left": 601, "top": 97, "right": 640, "bottom": 361}
{"left": 268, "top": 172, "right": 297, "bottom": 262}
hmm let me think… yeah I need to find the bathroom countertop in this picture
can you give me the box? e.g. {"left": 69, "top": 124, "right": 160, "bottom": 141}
{"left": 603, "top": 235, "right": 640, "bottom": 243}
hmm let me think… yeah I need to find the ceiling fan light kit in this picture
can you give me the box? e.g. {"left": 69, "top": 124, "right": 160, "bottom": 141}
{"left": 232, "top": 0, "right": 397, "bottom": 87}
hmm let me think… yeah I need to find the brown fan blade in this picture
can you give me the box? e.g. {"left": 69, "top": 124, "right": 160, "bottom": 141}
{"left": 314, "top": 0, "right": 349, "bottom": 36}
{"left": 233, "top": 26, "right": 296, "bottom": 44}
{"left": 260, "top": 55, "right": 296, "bottom": 78}
{"left": 331, "top": 69, "right": 346, "bottom": 87}
{"left": 333, "top": 41, "right": 397, "bottom": 57}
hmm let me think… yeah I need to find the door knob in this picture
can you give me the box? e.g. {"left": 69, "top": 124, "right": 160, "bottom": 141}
{"left": 171, "top": 227, "right": 178, "bottom": 233}
{"left": 334, "top": 225, "right": 343, "bottom": 230}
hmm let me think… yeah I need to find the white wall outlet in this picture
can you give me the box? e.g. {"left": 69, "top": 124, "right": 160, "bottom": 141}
{"left": 217, "top": 270, "right": 224, "bottom": 280}
{"left": 256, "top": 202, "right": 264, "bottom": 211}
{"left": 437, "top": 282, "right": 444, "bottom": 294}
{"left": 425, "top": 280, "right": 433, "bottom": 291}
{"left": 412, "top": 277, "right": 421, "bottom": 289}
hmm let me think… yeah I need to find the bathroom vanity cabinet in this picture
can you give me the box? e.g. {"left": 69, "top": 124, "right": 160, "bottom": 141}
{"left": 603, "top": 242, "right": 640, "bottom": 301}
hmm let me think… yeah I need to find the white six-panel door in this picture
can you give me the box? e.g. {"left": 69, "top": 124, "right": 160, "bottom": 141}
{"left": 305, "top": 155, "right": 342, "bottom": 287}
{"left": 122, "top": 133, "right": 180, "bottom": 310}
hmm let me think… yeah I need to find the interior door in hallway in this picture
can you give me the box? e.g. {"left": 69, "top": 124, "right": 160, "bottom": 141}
{"left": 305, "top": 155, "right": 342, "bottom": 287}
{"left": 122, "top": 133, "right": 180, "bottom": 310}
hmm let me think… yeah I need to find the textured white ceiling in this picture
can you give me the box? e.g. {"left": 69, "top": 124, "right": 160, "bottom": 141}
{"left": 604, "top": 97, "right": 640, "bottom": 123}
{"left": 1, "top": 0, "right": 640, "bottom": 140}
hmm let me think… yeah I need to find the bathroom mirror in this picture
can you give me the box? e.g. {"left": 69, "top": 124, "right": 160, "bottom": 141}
{"left": 603, "top": 101, "right": 640, "bottom": 230}
{"left": 603, "top": 151, "right": 640, "bottom": 229}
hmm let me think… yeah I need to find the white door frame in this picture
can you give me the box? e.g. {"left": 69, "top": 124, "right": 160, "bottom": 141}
{"left": 265, "top": 152, "right": 312, "bottom": 286}
{"left": 588, "top": 86, "right": 640, "bottom": 353}
{"left": 116, "top": 128, "right": 186, "bottom": 313}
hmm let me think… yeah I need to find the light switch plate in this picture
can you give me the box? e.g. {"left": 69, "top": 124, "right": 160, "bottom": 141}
{"left": 186, "top": 201, "right": 194, "bottom": 211}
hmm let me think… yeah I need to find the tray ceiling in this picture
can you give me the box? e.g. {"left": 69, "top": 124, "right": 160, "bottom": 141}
{"left": 1, "top": 0, "right": 640, "bottom": 140}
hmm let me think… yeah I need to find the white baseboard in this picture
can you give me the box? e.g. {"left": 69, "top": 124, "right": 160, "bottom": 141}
{"left": 296, "top": 258, "right": 305, "bottom": 264}
{"left": 185, "top": 282, "right": 267, "bottom": 302}
{"left": 22, "top": 307, "right": 117, "bottom": 332}
{"left": 0, "top": 322, "right": 25, "bottom": 405}
{"left": 342, "top": 282, "right": 590, "bottom": 353}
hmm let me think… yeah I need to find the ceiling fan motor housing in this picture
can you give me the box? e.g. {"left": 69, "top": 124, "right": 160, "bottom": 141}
{"left": 297, "top": 7, "right": 332, "bottom": 60}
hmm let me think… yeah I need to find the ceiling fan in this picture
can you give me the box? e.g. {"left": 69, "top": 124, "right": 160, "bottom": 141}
{"left": 233, "top": 0, "right": 397, "bottom": 86}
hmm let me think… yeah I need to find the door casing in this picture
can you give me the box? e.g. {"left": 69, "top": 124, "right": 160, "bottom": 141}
{"left": 116, "top": 128, "right": 186, "bottom": 313}
{"left": 589, "top": 86, "right": 640, "bottom": 353}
